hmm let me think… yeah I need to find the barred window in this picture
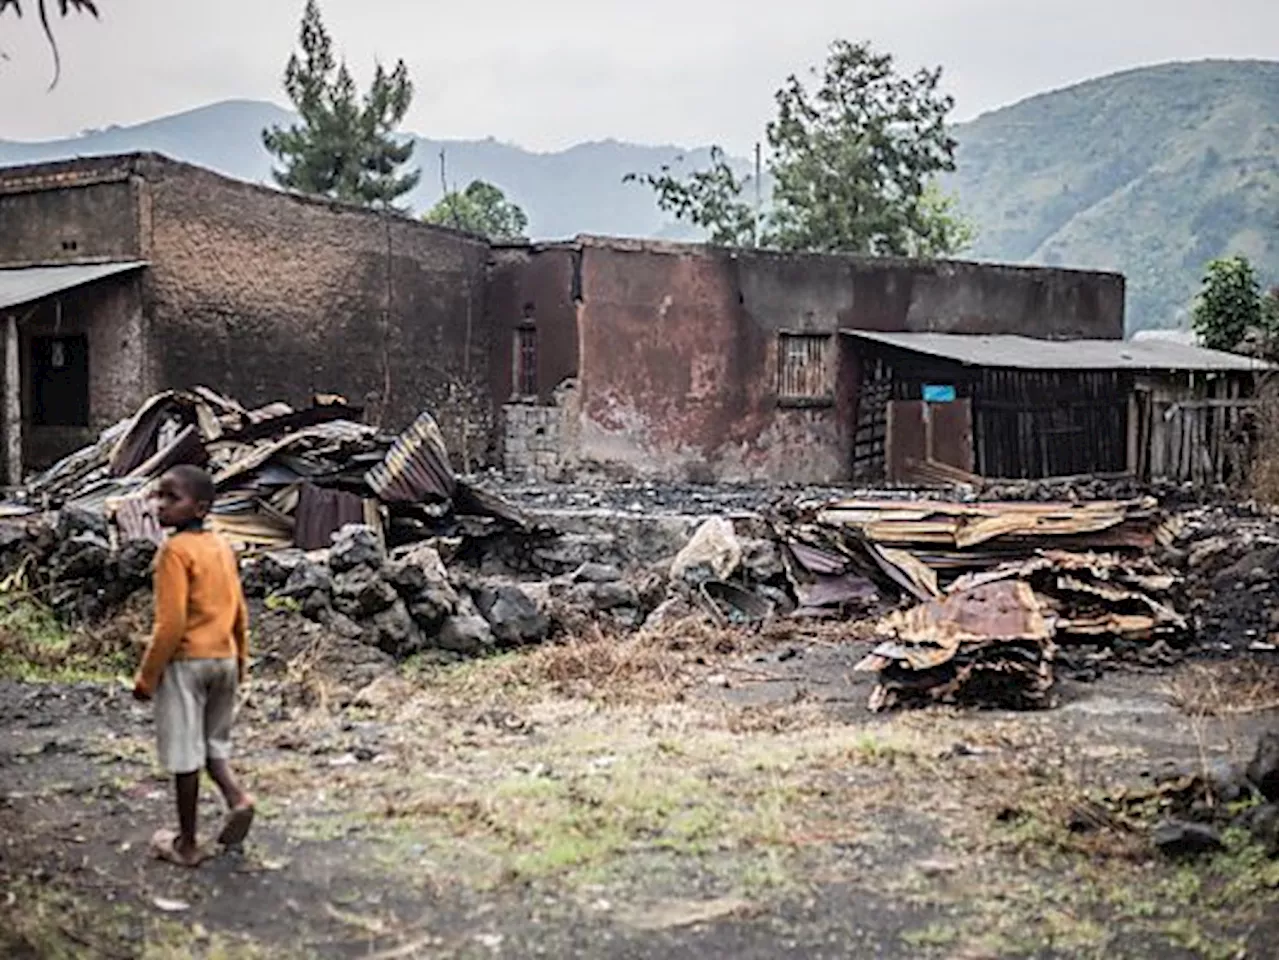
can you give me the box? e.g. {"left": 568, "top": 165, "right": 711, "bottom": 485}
{"left": 514, "top": 326, "right": 537, "bottom": 397}
{"left": 777, "top": 333, "right": 832, "bottom": 402}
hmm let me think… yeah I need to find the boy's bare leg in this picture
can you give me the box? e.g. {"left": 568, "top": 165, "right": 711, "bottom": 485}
{"left": 175, "top": 771, "right": 200, "bottom": 857}
{"left": 206, "top": 758, "right": 253, "bottom": 811}
{"left": 207, "top": 758, "right": 255, "bottom": 847}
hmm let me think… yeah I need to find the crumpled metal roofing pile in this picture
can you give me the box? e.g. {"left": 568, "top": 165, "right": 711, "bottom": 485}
{"left": 778, "top": 497, "right": 1183, "bottom": 710}
{"left": 2, "top": 386, "right": 523, "bottom": 552}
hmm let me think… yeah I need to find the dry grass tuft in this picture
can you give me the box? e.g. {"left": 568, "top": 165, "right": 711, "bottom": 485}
{"left": 437, "top": 613, "right": 866, "bottom": 706}
{"left": 1164, "top": 660, "right": 1279, "bottom": 718}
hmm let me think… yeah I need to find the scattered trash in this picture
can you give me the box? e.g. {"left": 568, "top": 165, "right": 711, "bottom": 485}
{"left": 670, "top": 517, "right": 741, "bottom": 585}
{"left": 152, "top": 896, "right": 191, "bottom": 913}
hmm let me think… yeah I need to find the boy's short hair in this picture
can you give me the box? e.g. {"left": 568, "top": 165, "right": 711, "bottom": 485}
{"left": 165, "top": 464, "right": 217, "bottom": 505}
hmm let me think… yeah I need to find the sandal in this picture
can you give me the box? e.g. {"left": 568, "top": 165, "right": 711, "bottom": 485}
{"left": 149, "top": 828, "right": 206, "bottom": 867}
{"left": 216, "top": 803, "right": 255, "bottom": 848}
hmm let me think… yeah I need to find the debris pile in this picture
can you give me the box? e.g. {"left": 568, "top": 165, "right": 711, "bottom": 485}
{"left": 855, "top": 580, "right": 1055, "bottom": 710}
{"left": 0, "top": 387, "right": 543, "bottom": 649}
{"left": 6, "top": 387, "right": 528, "bottom": 553}
{"left": 1159, "top": 505, "right": 1279, "bottom": 652}
{"left": 782, "top": 498, "right": 1191, "bottom": 709}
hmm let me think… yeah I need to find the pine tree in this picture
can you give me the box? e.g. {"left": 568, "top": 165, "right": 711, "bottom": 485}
{"left": 262, "top": 0, "right": 420, "bottom": 210}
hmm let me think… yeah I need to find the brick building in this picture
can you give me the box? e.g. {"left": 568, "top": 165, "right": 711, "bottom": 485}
{"left": 488, "top": 236, "right": 1129, "bottom": 483}
{"left": 8, "top": 154, "right": 1189, "bottom": 489}
{"left": 0, "top": 152, "right": 490, "bottom": 483}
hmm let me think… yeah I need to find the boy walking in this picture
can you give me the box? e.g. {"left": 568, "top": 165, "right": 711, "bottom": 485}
{"left": 133, "top": 464, "right": 254, "bottom": 866}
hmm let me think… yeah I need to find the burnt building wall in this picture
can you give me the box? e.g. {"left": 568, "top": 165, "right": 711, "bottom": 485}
{"left": 134, "top": 157, "right": 493, "bottom": 464}
{"left": 485, "top": 245, "right": 580, "bottom": 402}
{"left": 572, "top": 238, "right": 1125, "bottom": 483}
{"left": 19, "top": 275, "right": 146, "bottom": 469}
{"left": 0, "top": 166, "right": 142, "bottom": 267}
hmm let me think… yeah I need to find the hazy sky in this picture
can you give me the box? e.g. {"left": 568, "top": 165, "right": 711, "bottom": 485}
{"left": 1, "top": 0, "right": 1277, "bottom": 152}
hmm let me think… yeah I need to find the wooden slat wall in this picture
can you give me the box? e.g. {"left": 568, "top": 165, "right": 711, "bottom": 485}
{"left": 973, "top": 369, "right": 1129, "bottom": 479}
{"left": 1136, "top": 372, "right": 1260, "bottom": 488}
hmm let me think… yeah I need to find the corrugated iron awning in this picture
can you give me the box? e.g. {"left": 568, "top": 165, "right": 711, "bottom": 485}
{"left": 0, "top": 261, "right": 147, "bottom": 311}
{"left": 842, "top": 329, "right": 1273, "bottom": 373}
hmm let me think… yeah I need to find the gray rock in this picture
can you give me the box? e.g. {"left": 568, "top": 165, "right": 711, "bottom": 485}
{"left": 50, "top": 532, "right": 110, "bottom": 581}
{"left": 1247, "top": 730, "right": 1278, "bottom": 803}
{"left": 300, "top": 589, "right": 331, "bottom": 621}
{"left": 568, "top": 580, "right": 638, "bottom": 612}
{"left": 1246, "top": 803, "right": 1278, "bottom": 855}
{"left": 0, "top": 524, "right": 28, "bottom": 552}
{"left": 529, "top": 533, "right": 623, "bottom": 575}
{"left": 1152, "top": 819, "right": 1224, "bottom": 857}
{"left": 741, "top": 538, "right": 785, "bottom": 583}
{"left": 280, "top": 559, "right": 331, "bottom": 599}
{"left": 328, "top": 612, "right": 365, "bottom": 640}
{"left": 113, "top": 539, "right": 158, "bottom": 585}
{"left": 386, "top": 544, "right": 458, "bottom": 604}
{"left": 571, "top": 562, "right": 622, "bottom": 584}
{"left": 474, "top": 584, "right": 549, "bottom": 646}
{"left": 331, "top": 566, "right": 398, "bottom": 618}
{"left": 255, "top": 550, "right": 304, "bottom": 588}
{"left": 56, "top": 505, "right": 108, "bottom": 541}
{"left": 408, "top": 584, "right": 458, "bottom": 632}
{"left": 369, "top": 599, "right": 422, "bottom": 657}
{"left": 330, "top": 524, "right": 383, "bottom": 573}
{"left": 435, "top": 615, "right": 495, "bottom": 655}
{"left": 641, "top": 596, "right": 693, "bottom": 631}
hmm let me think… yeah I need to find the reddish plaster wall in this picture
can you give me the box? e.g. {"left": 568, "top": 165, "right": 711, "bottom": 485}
{"left": 572, "top": 239, "right": 1125, "bottom": 483}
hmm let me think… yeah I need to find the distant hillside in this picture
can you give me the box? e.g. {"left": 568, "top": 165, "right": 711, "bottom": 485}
{"left": 947, "top": 59, "right": 1278, "bottom": 332}
{"left": 2, "top": 59, "right": 1276, "bottom": 331}
{"left": 0, "top": 99, "right": 712, "bottom": 241}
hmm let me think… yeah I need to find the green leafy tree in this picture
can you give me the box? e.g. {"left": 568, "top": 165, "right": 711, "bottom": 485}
{"left": 767, "top": 40, "right": 960, "bottom": 255}
{"left": 903, "top": 182, "right": 974, "bottom": 258}
{"left": 0, "top": 0, "right": 98, "bottom": 87}
{"left": 424, "top": 180, "right": 529, "bottom": 241}
{"left": 1262, "top": 287, "right": 1279, "bottom": 342}
{"left": 262, "top": 0, "right": 420, "bottom": 210}
{"left": 623, "top": 147, "right": 759, "bottom": 247}
{"left": 627, "top": 40, "right": 971, "bottom": 256}
{"left": 1191, "top": 256, "right": 1263, "bottom": 351}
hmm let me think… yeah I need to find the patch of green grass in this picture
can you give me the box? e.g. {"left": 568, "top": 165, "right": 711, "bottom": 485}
{"left": 900, "top": 920, "right": 961, "bottom": 949}
{"left": 0, "top": 878, "right": 289, "bottom": 959}
{"left": 0, "top": 598, "right": 130, "bottom": 682}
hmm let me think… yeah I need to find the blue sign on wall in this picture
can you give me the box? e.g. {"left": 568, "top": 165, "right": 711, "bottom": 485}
{"left": 922, "top": 384, "right": 957, "bottom": 403}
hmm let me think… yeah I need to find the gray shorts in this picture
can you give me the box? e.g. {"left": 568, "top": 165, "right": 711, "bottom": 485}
{"left": 154, "top": 658, "right": 238, "bottom": 774}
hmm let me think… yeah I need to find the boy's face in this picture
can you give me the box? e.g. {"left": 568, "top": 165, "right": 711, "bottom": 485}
{"left": 151, "top": 474, "right": 208, "bottom": 528}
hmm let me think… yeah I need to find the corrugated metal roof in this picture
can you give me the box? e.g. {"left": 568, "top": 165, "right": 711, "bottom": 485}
{"left": 842, "top": 330, "right": 1272, "bottom": 372}
{"left": 0, "top": 261, "right": 147, "bottom": 310}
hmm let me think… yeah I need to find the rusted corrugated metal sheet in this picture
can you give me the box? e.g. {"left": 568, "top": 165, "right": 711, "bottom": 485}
{"left": 365, "top": 411, "right": 456, "bottom": 504}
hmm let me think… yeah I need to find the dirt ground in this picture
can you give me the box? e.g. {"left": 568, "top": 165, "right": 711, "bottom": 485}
{"left": 1, "top": 615, "right": 1276, "bottom": 960}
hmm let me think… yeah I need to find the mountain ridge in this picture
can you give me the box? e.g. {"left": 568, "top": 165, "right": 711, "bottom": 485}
{"left": 3, "top": 58, "right": 1276, "bottom": 332}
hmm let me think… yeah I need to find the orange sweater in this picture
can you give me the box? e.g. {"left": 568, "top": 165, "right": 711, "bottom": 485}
{"left": 135, "top": 529, "right": 249, "bottom": 696}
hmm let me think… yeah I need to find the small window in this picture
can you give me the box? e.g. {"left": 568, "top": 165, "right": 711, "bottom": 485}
{"left": 514, "top": 326, "right": 537, "bottom": 398}
{"left": 777, "top": 333, "right": 832, "bottom": 404}
{"left": 32, "top": 334, "right": 90, "bottom": 426}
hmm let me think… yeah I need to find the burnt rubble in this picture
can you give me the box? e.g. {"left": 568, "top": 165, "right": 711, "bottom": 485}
{"left": 0, "top": 387, "right": 1274, "bottom": 702}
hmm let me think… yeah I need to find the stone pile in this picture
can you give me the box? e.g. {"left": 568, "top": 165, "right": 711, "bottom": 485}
{"left": 243, "top": 524, "right": 551, "bottom": 659}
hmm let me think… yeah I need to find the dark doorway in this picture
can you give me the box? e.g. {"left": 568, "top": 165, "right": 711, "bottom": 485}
{"left": 32, "top": 334, "right": 90, "bottom": 426}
